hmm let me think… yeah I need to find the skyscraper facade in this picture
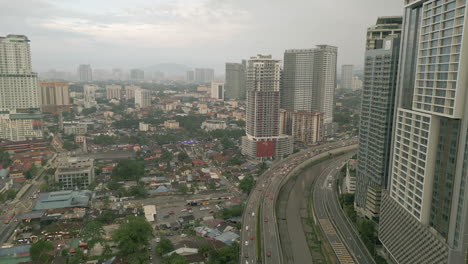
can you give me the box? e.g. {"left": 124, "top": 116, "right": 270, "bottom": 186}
{"left": 379, "top": 1, "right": 468, "bottom": 263}
{"left": 0, "top": 35, "right": 42, "bottom": 141}
{"left": 355, "top": 17, "right": 402, "bottom": 220}
{"left": 241, "top": 55, "right": 293, "bottom": 159}
{"left": 39, "top": 81, "right": 70, "bottom": 113}
{"left": 78, "top": 64, "right": 92, "bottom": 82}
{"left": 135, "top": 89, "right": 151, "bottom": 108}
{"left": 194, "top": 68, "right": 215, "bottom": 83}
{"left": 341, "top": 65, "right": 354, "bottom": 90}
{"left": 225, "top": 62, "right": 246, "bottom": 100}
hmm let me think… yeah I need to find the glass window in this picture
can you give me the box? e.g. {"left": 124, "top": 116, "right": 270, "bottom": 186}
{"left": 440, "top": 55, "right": 450, "bottom": 63}
{"left": 440, "top": 47, "right": 451, "bottom": 54}
{"left": 442, "top": 29, "right": 454, "bottom": 37}
{"left": 445, "top": 10, "right": 455, "bottom": 19}
{"left": 438, "top": 64, "right": 449, "bottom": 71}
{"left": 442, "top": 37, "right": 452, "bottom": 46}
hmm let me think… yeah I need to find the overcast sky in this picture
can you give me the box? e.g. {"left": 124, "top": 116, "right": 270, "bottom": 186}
{"left": 1, "top": 0, "right": 403, "bottom": 74}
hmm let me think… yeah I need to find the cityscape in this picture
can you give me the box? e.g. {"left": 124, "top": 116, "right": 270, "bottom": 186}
{"left": 0, "top": 0, "right": 467, "bottom": 264}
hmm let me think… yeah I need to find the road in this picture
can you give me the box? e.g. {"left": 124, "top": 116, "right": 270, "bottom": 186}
{"left": 313, "top": 156, "right": 375, "bottom": 264}
{"left": 240, "top": 139, "right": 358, "bottom": 264}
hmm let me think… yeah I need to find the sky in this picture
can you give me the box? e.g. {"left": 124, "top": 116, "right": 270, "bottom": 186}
{"left": 1, "top": 0, "right": 403, "bottom": 74}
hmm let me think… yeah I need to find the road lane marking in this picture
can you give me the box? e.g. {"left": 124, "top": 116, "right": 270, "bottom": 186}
{"left": 319, "top": 219, "right": 336, "bottom": 235}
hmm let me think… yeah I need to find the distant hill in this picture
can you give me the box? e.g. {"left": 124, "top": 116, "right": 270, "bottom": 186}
{"left": 145, "top": 63, "right": 191, "bottom": 75}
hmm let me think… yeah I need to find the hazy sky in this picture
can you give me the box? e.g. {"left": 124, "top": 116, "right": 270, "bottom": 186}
{"left": 1, "top": 0, "right": 403, "bottom": 74}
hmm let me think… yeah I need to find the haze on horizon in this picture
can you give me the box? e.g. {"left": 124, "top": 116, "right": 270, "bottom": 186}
{"left": 1, "top": 0, "right": 402, "bottom": 73}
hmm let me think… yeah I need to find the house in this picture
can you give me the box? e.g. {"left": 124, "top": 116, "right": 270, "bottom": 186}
{"left": 214, "top": 231, "right": 239, "bottom": 246}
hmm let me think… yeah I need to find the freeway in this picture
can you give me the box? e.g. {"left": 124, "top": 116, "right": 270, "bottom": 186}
{"left": 240, "top": 139, "right": 357, "bottom": 263}
{"left": 313, "top": 156, "right": 375, "bottom": 264}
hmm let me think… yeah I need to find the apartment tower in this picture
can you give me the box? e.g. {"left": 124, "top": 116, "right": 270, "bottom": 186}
{"left": 341, "top": 64, "right": 354, "bottom": 90}
{"left": 77, "top": 64, "right": 92, "bottom": 82}
{"left": 225, "top": 62, "right": 246, "bottom": 100}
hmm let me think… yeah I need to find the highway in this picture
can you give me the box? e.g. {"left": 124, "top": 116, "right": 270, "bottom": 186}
{"left": 240, "top": 139, "right": 357, "bottom": 263}
{"left": 313, "top": 155, "right": 375, "bottom": 264}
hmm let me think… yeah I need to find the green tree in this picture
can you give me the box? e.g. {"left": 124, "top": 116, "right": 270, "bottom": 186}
{"left": 113, "top": 216, "right": 154, "bottom": 263}
{"left": 160, "top": 149, "right": 174, "bottom": 162}
{"left": 81, "top": 220, "right": 105, "bottom": 248}
{"left": 107, "top": 181, "right": 122, "bottom": 191}
{"left": 239, "top": 174, "right": 255, "bottom": 194}
{"left": 24, "top": 165, "right": 39, "bottom": 179}
{"left": 163, "top": 253, "right": 188, "bottom": 264}
{"left": 68, "top": 248, "right": 86, "bottom": 264}
{"left": 30, "top": 240, "right": 54, "bottom": 264}
{"left": 112, "top": 159, "right": 145, "bottom": 181}
{"left": 5, "top": 189, "right": 16, "bottom": 200}
{"left": 155, "top": 237, "right": 174, "bottom": 256}
{"left": 0, "top": 147, "right": 11, "bottom": 168}
{"left": 177, "top": 152, "right": 190, "bottom": 162}
{"left": 81, "top": 106, "right": 97, "bottom": 116}
{"left": 215, "top": 205, "right": 244, "bottom": 219}
{"left": 178, "top": 183, "right": 188, "bottom": 194}
{"left": 63, "top": 141, "right": 79, "bottom": 151}
{"left": 128, "top": 185, "right": 148, "bottom": 198}
{"left": 93, "top": 134, "right": 117, "bottom": 145}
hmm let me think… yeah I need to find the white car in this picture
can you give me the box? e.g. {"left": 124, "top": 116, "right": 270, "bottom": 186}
{"left": 245, "top": 226, "right": 249, "bottom": 231}
{"left": 251, "top": 212, "right": 255, "bottom": 217}
{"left": 245, "top": 241, "right": 249, "bottom": 246}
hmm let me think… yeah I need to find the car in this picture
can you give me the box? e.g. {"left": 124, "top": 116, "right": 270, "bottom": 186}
{"left": 245, "top": 252, "right": 249, "bottom": 258}
{"left": 245, "top": 241, "right": 249, "bottom": 246}
{"left": 250, "top": 236, "right": 254, "bottom": 240}
{"left": 181, "top": 209, "right": 187, "bottom": 212}
{"left": 264, "top": 218, "right": 268, "bottom": 222}
{"left": 209, "top": 210, "right": 214, "bottom": 214}
{"left": 265, "top": 194, "right": 269, "bottom": 197}
{"left": 267, "top": 251, "right": 272, "bottom": 257}
{"left": 168, "top": 211, "right": 175, "bottom": 215}
{"left": 245, "top": 226, "right": 249, "bottom": 231}
{"left": 269, "top": 196, "right": 273, "bottom": 200}
{"left": 4, "top": 220, "right": 10, "bottom": 224}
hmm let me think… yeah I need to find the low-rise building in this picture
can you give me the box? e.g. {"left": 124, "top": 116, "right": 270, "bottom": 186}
{"left": 164, "top": 120, "right": 179, "bottom": 129}
{"left": 139, "top": 122, "right": 150, "bottom": 132}
{"left": 345, "top": 159, "right": 356, "bottom": 193}
{"left": 33, "top": 190, "right": 92, "bottom": 210}
{"left": 201, "top": 120, "right": 227, "bottom": 131}
{"left": 64, "top": 124, "right": 87, "bottom": 135}
{"left": 55, "top": 157, "right": 95, "bottom": 190}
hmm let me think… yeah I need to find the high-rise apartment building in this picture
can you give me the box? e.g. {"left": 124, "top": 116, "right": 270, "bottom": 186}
{"left": 106, "top": 85, "right": 122, "bottom": 100}
{"left": 194, "top": 68, "right": 215, "bottom": 83}
{"left": 241, "top": 55, "right": 293, "bottom": 159}
{"left": 83, "top": 85, "right": 97, "bottom": 109}
{"left": 366, "top": 16, "right": 404, "bottom": 50}
{"left": 135, "top": 89, "right": 151, "bottom": 108}
{"left": 39, "top": 82, "right": 71, "bottom": 113}
{"left": 341, "top": 65, "right": 354, "bottom": 90}
{"left": 112, "top": 68, "right": 123, "bottom": 80}
{"left": 78, "top": 64, "right": 92, "bottom": 82}
{"left": 379, "top": 1, "right": 468, "bottom": 263}
{"left": 0, "top": 35, "right": 42, "bottom": 141}
{"left": 355, "top": 17, "right": 402, "bottom": 220}
{"left": 130, "top": 69, "right": 144, "bottom": 81}
{"left": 125, "top": 85, "right": 139, "bottom": 100}
{"left": 211, "top": 82, "right": 224, "bottom": 100}
{"left": 186, "top": 71, "right": 195, "bottom": 83}
{"left": 225, "top": 62, "right": 246, "bottom": 100}
{"left": 280, "top": 110, "right": 323, "bottom": 144}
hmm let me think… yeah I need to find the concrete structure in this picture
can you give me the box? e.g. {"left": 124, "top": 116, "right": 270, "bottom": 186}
{"left": 0, "top": 35, "right": 42, "bottom": 141}
{"left": 77, "top": 64, "right": 92, "bottom": 82}
{"left": 225, "top": 62, "right": 246, "bottom": 100}
{"left": 201, "top": 120, "right": 227, "bottom": 131}
{"left": 33, "top": 190, "right": 92, "bottom": 210}
{"left": 63, "top": 124, "right": 87, "bottom": 135}
{"left": 163, "top": 120, "right": 179, "bottom": 129}
{"left": 143, "top": 205, "right": 157, "bottom": 222}
{"left": 130, "top": 69, "right": 144, "bottom": 81}
{"left": 379, "top": 2, "right": 468, "bottom": 264}
{"left": 134, "top": 89, "right": 151, "bottom": 108}
{"left": 194, "top": 68, "right": 214, "bottom": 83}
{"left": 39, "top": 82, "right": 70, "bottom": 113}
{"left": 281, "top": 46, "right": 338, "bottom": 126}
{"left": 125, "top": 85, "right": 139, "bottom": 100}
{"left": 241, "top": 55, "right": 293, "bottom": 159}
{"left": 106, "top": 85, "right": 122, "bottom": 100}
{"left": 366, "top": 16, "right": 403, "bottom": 50}
{"left": 346, "top": 159, "right": 357, "bottom": 193}
{"left": 186, "top": 71, "right": 194, "bottom": 82}
{"left": 341, "top": 65, "right": 354, "bottom": 90}
{"left": 280, "top": 110, "right": 323, "bottom": 144}
{"left": 83, "top": 85, "right": 97, "bottom": 108}
{"left": 352, "top": 76, "right": 363, "bottom": 91}
{"left": 210, "top": 82, "right": 224, "bottom": 100}
{"left": 355, "top": 17, "right": 402, "bottom": 220}
{"left": 139, "top": 122, "right": 149, "bottom": 132}
{"left": 55, "top": 157, "right": 95, "bottom": 190}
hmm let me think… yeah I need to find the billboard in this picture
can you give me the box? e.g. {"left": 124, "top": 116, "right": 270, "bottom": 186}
{"left": 256, "top": 140, "right": 276, "bottom": 157}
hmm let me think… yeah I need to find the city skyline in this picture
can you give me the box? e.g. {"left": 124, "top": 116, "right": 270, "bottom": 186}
{"left": 1, "top": 0, "right": 401, "bottom": 73}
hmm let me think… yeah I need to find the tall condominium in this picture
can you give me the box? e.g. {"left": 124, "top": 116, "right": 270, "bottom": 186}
{"left": 39, "top": 81, "right": 71, "bottom": 113}
{"left": 225, "top": 62, "right": 246, "bottom": 100}
{"left": 341, "top": 65, "right": 354, "bottom": 90}
{"left": 130, "top": 69, "right": 144, "bottom": 81}
{"left": 186, "top": 71, "right": 195, "bottom": 82}
{"left": 106, "top": 85, "right": 122, "bottom": 100}
{"left": 78, "top": 64, "right": 92, "bottom": 82}
{"left": 366, "top": 16, "right": 404, "bottom": 50}
{"left": 355, "top": 16, "right": 402, "bottom": 220}
{"left": 194, "top": 68, "right": 215, "bottom": 83}
{"left": 211, "top": 82, "right": 224, "bottom": 100}
{"left": 83, "top": 85, "right": 97, "bottom": 109}
{"left": 379, "top": 1, "right": 468, "bottom": 263}
{"left": 125, "top": 85, "right": 139, "bottom": 100}
{"left": 0, "top": 35, "right": 42, "bottom": 141}
{"left": 281, "top": 46, "right": 338, "bottom": 137}
{"left": 135, "top": 89, "right": 151, "bottom": 108}
{"left": 241, "top": 55, "right": 293, "bottom": 159}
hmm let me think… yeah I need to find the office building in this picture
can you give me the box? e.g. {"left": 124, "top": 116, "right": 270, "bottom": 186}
{"left": 211, "top": 82, "right": 225, "bottom": 100}
{"left": 194, "top": 68, "right": 215, "bottom": 83}
{"left": 355, "top": 17, "right": 402, "bottom": 220}
{"left": 77, "top": 64, "right": 92, "bottom": 82}
{"left": 55, "top": 156, "right": 95, "bottom": 190}
{"left": 130, "top": 69, "right": 144, "bottom": 81}
{"left": 341, "top": 65, "right": 354, "bottom": 90}
{"left": 379, "top": 1, "right": 468, "bottom": 263}
{"left": 106, "top": 85, "right": 122, "bottom": 100}
{"left": 225, "top": 62, "right": 246, "bottom": 100}
{"left": 0, "top": 35, "right": 42, "bottom": 141}
{"left": 135, "top": 89, "right": 151, "bottom": 108}
{"left": 39, "top": 82, "right": 70, "bottom": 113}
{"left": 83, "top": 85, "right": 97, "bottom": 109}
{"left": 241, "top": 55, "right": 293, "bottom": 160}
{"left": 186, "top": 71, "right": 195, "bottom": 82}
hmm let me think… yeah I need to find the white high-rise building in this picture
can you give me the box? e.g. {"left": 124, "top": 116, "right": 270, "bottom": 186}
{"left": 241, "top": 55, "right": 293, "bottom": 160}
{"left": 0, "top": 35, "right": 43, "bottom": 141}
{"left": 78, "top": 64, "right": 92, "bottom": 82}
{"left": 341, "top": 65, "right": 354, "bottom": 90}
{"left": 210, "top": 82, "right": 224, "bottom": 100}
{"left": 135, "top": 89, "right": 151, "bottom": 108}
{"left": 83, "top": 85, "right": 97, "bottom": 109}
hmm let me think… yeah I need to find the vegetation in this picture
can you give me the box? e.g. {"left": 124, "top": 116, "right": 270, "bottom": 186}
{"left": 63, "top": 141, "right": 79, "bottom": 151}
{"left": 215, "top": 205, "right": 243, "bottom": 219}
{"left": 155, "top": 237, "right": 174, "bottom": 256}
{"left": 177, "top": 152, "right": 190, "bottom": 162}
{"left": 81, "top": 220, "right": 105, "bottom": 248}
{"left": 112, "top": 159, "right": 145, "bottom": 181}
{"left": 162, "top": 253, "right": 188, "bottom": 264}
{"left": 239, "top": 174, "right": 255, "bottom": 194}
{"left": 93, "top": 134, "right": 117, "bottom": 145}
{"left": 339, "top": 193, "right": 357, "bottom": 223}
{"left": 0, "top": 147, "right": 11, "bottom": 168}
{"left": 113, "top": 216, "right": 154, "bottom": 263}
{"left": 30, "top": 240, "right": 54, "bottom": 263}
{"left": 200, "top": 242, "right": 239, "bottom": 264}
{"left": 81, "top": 106, "right": 97, "bottom": 116}
{"left": 25, "top": 165, "right": 39, "bottom": 179}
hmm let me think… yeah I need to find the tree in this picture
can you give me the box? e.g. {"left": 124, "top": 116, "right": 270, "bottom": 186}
{"left": 128, "top": 185, "right": 147, "bottom": 198}
{"left": 239, "top": 174, "right": 255, "bottom": 194}
{"left": 113, "top": 216, "right": 154, "bottom": 263}
{"left": 107, "top": 181, "right": 122, "bottom": 191}
{"left": 112, "top": 159, "right": 145, "bottom": 181}
{"left": 81, "top": 106, "right": 97, "bottom": 116}
{"left": 30, "top": 240, "right": 54, "bottom": 263}
{"left": 81, "top": 220, "right": 105, "bottom": 248}
{"left": 220, "top": 137, "right": 234, "bottom": 149}
{"left": 93, "top": 134, "right": 117, "bottom": 145}
{"left": 215, "top": 205, "right": 244, "bottom": 219}
{"left": 156, "top": 237, "right": 174, "bottom": 256}
{"left": 162, "top": 253, "right": 188, "bottom": 264}
{"left": 0, "top": 147, "right": 12, "bottom": 168}
{"left": 160, "top": 149, "right": 174, "bottom": 162}
{"left": 203, "top": 242, "right": 239, "bottom": 264}
{"left": 25, "top": 165, "right": 39, "bottom": 179}
{"left": 177, "top": 152, "right": 190, "bottom": 163}
{"left": 178, "top": 183, "right": 188, "bottom": 194}
{"left": 63, "top": 141, "right": 79, "bottom": 151}
{"left": 5, "top": 189, "right": 16, "bottom": 200}
{"left": 68, "top": 248, "right": 86, "bottom": 264}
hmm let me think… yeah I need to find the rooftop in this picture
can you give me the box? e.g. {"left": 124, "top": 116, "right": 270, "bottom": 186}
{"left": 33, "top": 190, "right": 92, "bottom": 210}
